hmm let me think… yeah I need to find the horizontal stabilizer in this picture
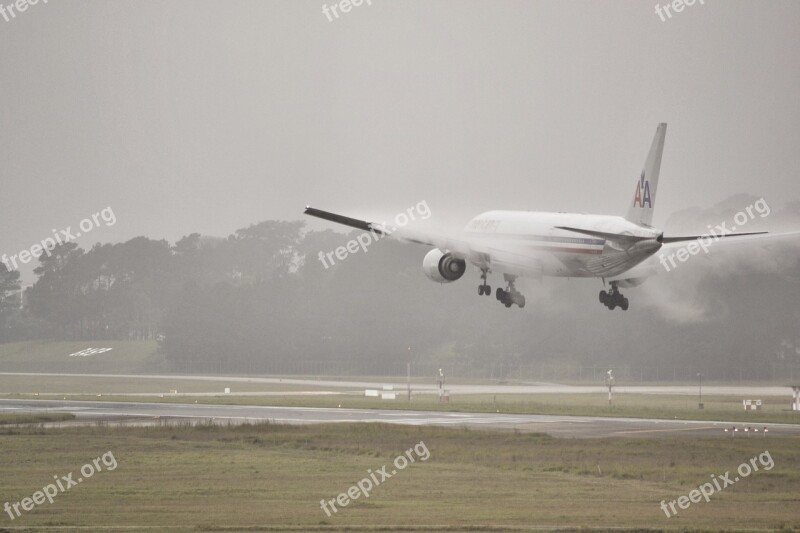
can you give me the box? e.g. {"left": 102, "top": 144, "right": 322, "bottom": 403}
{"left": 659, "top": 231, "right": 767, "bottom": 244}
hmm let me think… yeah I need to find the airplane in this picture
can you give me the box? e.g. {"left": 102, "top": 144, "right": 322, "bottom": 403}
{"left": 304, "top": 123, "right": 771, "bottom": 311}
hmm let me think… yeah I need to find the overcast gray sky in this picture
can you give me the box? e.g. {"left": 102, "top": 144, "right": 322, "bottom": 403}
{"left": 2, "top": 0, "right": 798, "bottom": 282}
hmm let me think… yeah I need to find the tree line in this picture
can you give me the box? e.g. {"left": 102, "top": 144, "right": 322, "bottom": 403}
{"left": 1, "top": 198, "right": 799, "bottom": 378}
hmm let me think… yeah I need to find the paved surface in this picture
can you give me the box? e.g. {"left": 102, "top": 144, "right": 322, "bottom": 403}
{"left": 1, "top": 372, "right": 795, "bottom": 396}
{"left": 2, "top": 399, "right": 797, "bottom": 438}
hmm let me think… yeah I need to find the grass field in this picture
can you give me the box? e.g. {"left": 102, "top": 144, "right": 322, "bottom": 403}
{"left": 1, "top": 360, "right": 799, "bottom": 531}
{"left": 2, "top": 341, "right": 798, "bottom": 388}
{"left": 0, "top": 422, "right": 798, "bottom": 532}
{"left": 0, "top": 340, "right": 160, "bottom": 373}
{"left": 0, "top": 374, "right": 335, "bottom": 395}
{"left": 0, "top": 413, "right": 75, "bottom": 425}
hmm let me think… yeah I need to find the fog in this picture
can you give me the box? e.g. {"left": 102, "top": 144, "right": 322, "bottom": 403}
{"left": 1, "top": 1, "right": 799, "bottom": 382}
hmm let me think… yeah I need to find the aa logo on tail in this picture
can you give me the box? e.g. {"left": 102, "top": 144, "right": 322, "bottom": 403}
{"left": 633, "top": 171, "right": 652, "bottom": 208}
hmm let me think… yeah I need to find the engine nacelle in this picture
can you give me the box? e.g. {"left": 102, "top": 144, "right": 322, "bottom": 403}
{"left": 423, "top": 248, "right": 466, "bottom": 283}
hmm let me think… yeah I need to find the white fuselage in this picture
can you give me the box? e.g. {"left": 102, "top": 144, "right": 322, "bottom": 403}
{"left": 464, "top": 211, "right": 661, "bottom": 279}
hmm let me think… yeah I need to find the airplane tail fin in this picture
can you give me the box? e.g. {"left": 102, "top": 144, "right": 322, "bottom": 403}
{"left": 625, "top": 123, "right": 667, "bottom": 227}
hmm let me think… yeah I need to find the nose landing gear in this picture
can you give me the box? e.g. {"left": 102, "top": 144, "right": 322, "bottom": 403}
{"left": 477, "top": 268, "right": 492, "bottom": 296}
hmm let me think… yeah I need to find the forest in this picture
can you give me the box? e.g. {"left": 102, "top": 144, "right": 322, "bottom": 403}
{"left": 1, "top": 195, "right": 799, "bottom": 380}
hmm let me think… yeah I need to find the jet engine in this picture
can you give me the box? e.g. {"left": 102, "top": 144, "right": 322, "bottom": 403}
{"left": 423, "top": 248, "right": 466, "bottom": 283}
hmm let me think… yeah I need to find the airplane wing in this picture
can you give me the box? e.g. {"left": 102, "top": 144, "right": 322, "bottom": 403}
{"left": 304, "top": 206, "right": 473, "bottom": 257}
{"left": 306, "top": 207, "right": 551, "bottom": 279}
{"left": 304, "top": 207, "right": 387, "bottom": 236}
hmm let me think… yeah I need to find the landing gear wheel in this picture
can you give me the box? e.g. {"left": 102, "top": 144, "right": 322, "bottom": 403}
{"left": 599, "top": 283, "right": 629, "bottom": 311}
{"left": 496, "top": 275, "right": 526, "bottom": 309}
{"left": 478, "top": 269, "right": 491, "bottom": 297}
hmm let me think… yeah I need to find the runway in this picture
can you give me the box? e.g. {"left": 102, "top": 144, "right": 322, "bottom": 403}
{"left": 0, "top": 372, "right": 795, "bottom": 397}
{"left": 2, "top": 398, "right": 798, "bottom": 438}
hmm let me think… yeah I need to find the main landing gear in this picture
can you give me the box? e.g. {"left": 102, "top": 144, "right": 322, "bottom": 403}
{"left": 496, "top": 274, "right": 526, "bottom": 308}
{"left": 477, "top": 271, "right": 525, "bottom": 308}
{"left": 599, "top": 282, "right": 629, "bottom": 311}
